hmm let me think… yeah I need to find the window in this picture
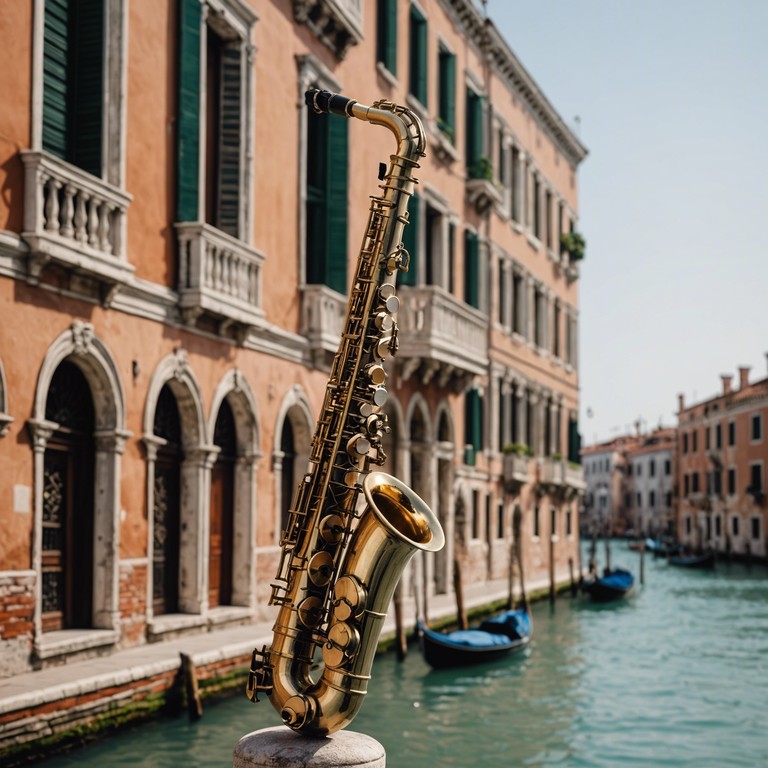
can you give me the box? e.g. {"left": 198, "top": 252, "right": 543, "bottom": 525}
{"left": 625, "top": 492, "right": 631, "bottom": 509}
{"left": 376, "top": 0, "right": 397, "bottom": 75}
{"left": 665, "top": 491, "right": 672, "bottom": 508}
{"left": 715, "top": 515, "right": 722, "bottom": 537}
{"left": 533, "top": 175, "right": 542, "bottom": 239}
{"left": 447, "top": 221, "right": 456, "bottom": 294}
{"left": 533, "top": 505, "right": 540, "bottom": 538}
{"left": 471, "top": 490, "right": 480, "bottom": 539}
{"left": 400, "top": 193, "right": 420, "bottom": 287}
{"left": 665, "top": 459, "right": 671, "bottom": 475}
{"left": 512, "top": 272, "right": 525, "bottom": 335}
{"left": 550, "top": 507, "right": 557, "bottom": 536}
{"left": 497, "top": 501, "right": 504, "bottom": 539}
{"left": 683, "top": 432, "right": 689, "bottom": 453}
{"left": 43, "top": 0, "right": 104, "bottom": 177}
{"left": 409, "top": 4, "right": 427, "bottom": 106}
{"left": 636, "top": 463, "right": 642, "bottom": 477}
{"left": 464, "top": 387, "right": 483, "bottom": 465}
{"left": 177, "top": 0, "right": 252, "bottom": 238}
{"left": 684, "top": 474, "right": 690, "bottom": 495}
{"left": 749, "top": 463, "right": 763, "bottom": 493}
{"left": 636, "top": 492, "right": 642, "bottom": 507}
{"left": 728, "top": 467, "right": 736, "bottom": 495}
{"left": 685, "top": 515, "right": 691, "bottom": 535}
{"left": 567, "top": 415, "right": 581, "bottom": 464}
{"left": 510, "top": 146, "right": 521, "bottom": 222}
{"left": 705, "top": 427, "right": 711, "bottom": 450}
{"left": 566, "top": 510, "right": 573, "bottom": 536}
{"left": 692, "top": 472, "right": 700, "bottom": 493}
{"left": 465, "top": 88, "right": 485, "bottom": 177}
{"left": 732, "top": 516, "right": 739, "bottom": 537}
{"left": 716, "top": 423, "right": 722, "bottom": 449}
{"left": 751, "top": 414, "right": 762, "bottom": 442}
{"left": 305, "top": 99, "right": 348, "bottom": 293}
{"left": 692, "top": 429, "right": 698, "bottom": 452}
{"left": 728, "top": 420, "right": 736, "bottom": 446}
{"left": 425, "top": 202, "right": 443, "bottom": 286}
{"left": 649, "top": 490, "right": 656, "bottom": 508}
{"left": 751, "top": 517, "right": 761, "bottom": 541}
{"left": 437, "top": 43, "right": 456, "bottom": 141}
{"left": 464, "top": 230, "right": 479, "bottom": 308}
{"left": 553, "top": 300, "right": 561, "bottom": 358}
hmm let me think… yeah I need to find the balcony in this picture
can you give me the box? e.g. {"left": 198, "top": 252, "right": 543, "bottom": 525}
{"left": 538, "top": 457, "right": 585, "bottom": 497}
{"left": 301, "top": 284, "right": 347, "bottom": 367}
{"left": 293, "top": 0, "right": 363, "bottom": 59}
{"left": 21, "top": 151, "right": 133, "bottom": 303}
{"left": 176, "top": 223, "right": 265, "bottom": 341}
{"left": 396, "top": 285, "right": 488, "bottom": 390}
{"left": 503, "top": 452, "right": 531, "bottom": 491}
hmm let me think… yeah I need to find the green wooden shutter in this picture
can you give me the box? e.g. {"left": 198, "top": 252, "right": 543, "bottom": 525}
{"left": 306, "top": 108, "right": 327, "bottom": 285}
{"left": 464, "top": 230, "right": 479, "bottom": 308}
{"left": 568, "top": 417, "right": 581, "bottom": 464}
{"left": 217, "top": 46, "right": 241, "bottom": 238}
{"left": 325, "top": 114, "right": 348, "bottom": 294}
{"left": 43, "top": 0, "right": 70, "bottom": 160}
{"left": 377, "top": 0, "right": 397, "bottom": 75}
{"left": 177, "top": 0, "right": 202, "bottom": 222}
{"left": 466, "top": 90, "right": 484, "bottom": 174}
{"left": 439, "top": 46, "right": 455, "bottom": 140}
{"left": 464, "top": 388, "right": 483, "bottom": 464}
{"left": 400, "top": 193, "right": 419, "bottom": 286}
{"left": 409, "top": 6, "right": 427, "bottom": 106}
{"left": 71, "top": 0, "right": 104, "bottom": 176}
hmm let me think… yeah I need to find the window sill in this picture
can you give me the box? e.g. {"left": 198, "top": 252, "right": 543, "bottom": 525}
{"left": 35, "top": 628, "right": 118, "bottom": 660}
{"left": 148, "top": 613, "right": 206, "bottom": 638}
{"left": 207, "top": 605, "right": 254, "bottom": 627}
{"left": 376, "top": 62, "right": 398, "bottom": 89}
{"left": 527, "top": 233, "right": 542, "bottom": 251}
{"left": 405, "top": 94, "right": 428, "bottom": 122}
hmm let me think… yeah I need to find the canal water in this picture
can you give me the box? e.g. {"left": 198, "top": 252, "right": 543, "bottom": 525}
{"left": 40, "top": 545, "right": 768, "bottom": 767}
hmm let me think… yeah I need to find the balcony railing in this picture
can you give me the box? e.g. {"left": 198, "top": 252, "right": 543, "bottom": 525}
{"left": 301, "top": 284, "right": 347, "bottom": 365}
{"left": 293, "top": 0, "right": 363, "bottom": 58}
{"left": 176, "top": 223, "right": 265, "bottom": 335}
{"left": 503, "top": 453, "right": 531, "bottom": 490}
{"left": 539, "top": 457, "right": 586, "bottom": 492}
{"left": 21, "top": 151, "right": 133, "bottom": 296}
{"left": 397, "top": 285, "right": 488, "bottom": 380}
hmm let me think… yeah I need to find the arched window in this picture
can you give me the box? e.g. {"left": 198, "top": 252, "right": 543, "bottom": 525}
{"left": 280, "top": 417, "right": 297, "bottom": 536}
{"left": 42, "top": 360, "right": 95, "bottom": 631}
{"left": 152, "top": 385, "right": 182, "bottom": 616}
{"left": 210, "top": 398, "right": 236, "bottom": 607}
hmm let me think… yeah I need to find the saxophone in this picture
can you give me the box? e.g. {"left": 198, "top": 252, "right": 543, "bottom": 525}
{"left": 246, "top": 89, "right": 444, "bottom": 736}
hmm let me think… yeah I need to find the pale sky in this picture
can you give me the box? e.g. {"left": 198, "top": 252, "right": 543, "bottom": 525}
{"left": 486, "top": 0, "right": 768, "bottom": 445}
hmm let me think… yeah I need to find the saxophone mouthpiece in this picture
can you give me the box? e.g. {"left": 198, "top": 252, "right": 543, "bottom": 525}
{"left": 305, "top": 88, "right": 357, "bottom": 117}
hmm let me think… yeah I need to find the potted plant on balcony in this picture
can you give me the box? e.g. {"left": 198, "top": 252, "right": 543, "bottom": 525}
{"left": 502, "top": 443, "right": 533, "bottom": 457}
{"left": 560, "top": 232, "right": 586, "bottom": 262}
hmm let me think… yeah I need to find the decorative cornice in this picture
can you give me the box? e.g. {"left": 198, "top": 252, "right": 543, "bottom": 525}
{"left": 440, "top": 0, "right": 588, "bottom": 168}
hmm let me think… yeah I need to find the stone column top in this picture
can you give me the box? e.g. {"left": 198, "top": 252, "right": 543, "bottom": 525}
{"left": 233, "top": 727, "right": 386, "bottom": 768}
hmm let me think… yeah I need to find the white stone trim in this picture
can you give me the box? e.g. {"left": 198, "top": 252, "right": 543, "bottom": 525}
{"left": 0, "top": 358, "right": 12, "bottom": 436}
{"left": 29, "top": 324, "right": 128, "bottom": 649}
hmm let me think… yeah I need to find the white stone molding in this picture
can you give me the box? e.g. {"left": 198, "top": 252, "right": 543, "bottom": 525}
{"left": 0, "top": 358, "right": 12, "bottom": 436}
{"left": 29, "top": 324, "right": 128, "bottom": 651}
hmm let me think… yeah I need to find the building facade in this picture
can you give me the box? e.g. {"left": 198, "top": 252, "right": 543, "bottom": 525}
{"left": 0, "top": 0, "right": 585, "bottom": 678}
{"left": 677, "top": 367, "right": 768, "bottom": 557}
{"left": 582, "top": 438, "right": 629, "bottom": 534}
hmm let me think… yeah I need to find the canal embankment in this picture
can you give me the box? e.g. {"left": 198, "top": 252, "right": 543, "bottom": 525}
{"left": 0, "top": 572, "right": 572, "bottom": 765}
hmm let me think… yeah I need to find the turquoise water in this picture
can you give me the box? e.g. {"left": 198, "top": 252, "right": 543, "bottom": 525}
{"left": 40, "top": 547, "right": 768, "bottom": 767}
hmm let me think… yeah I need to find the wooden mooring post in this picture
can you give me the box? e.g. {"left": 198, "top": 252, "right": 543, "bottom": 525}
{"left": 180, "top": 652, "right": 203, "bottom": 721}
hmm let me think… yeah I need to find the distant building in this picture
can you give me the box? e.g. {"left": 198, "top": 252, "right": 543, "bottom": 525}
{"left": 676, "top": 366, "right": 768, "bottom": 557}
{"left": 582, "top": 427, "right": 676, "bottom": 537}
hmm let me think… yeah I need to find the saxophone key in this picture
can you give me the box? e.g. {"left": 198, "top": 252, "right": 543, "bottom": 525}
{"left": 332, "top": 574, "right": 367, "bottom": 622}
{"left": 323, "top": 622, "right": 361, "bottom": 669}
{"left": 319, "top": 514, "right": 345, "bottom": 543}
{"left": 346, "top": 434, "right": 372, "bottom": 457}
{"left": 307, "top": 551, "right": 334, "bottom": 587}
{"left": 296, "top": 596, "right": 324, "bottom": 628}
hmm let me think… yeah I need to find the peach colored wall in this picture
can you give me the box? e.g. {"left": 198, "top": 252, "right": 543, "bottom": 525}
{"left": 0, "top": 2, "right": 33, "bottom": 232}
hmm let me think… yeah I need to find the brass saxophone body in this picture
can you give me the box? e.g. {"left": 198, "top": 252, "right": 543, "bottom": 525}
{"left": 246, "top": 89, "right": 444, "bottom": 736}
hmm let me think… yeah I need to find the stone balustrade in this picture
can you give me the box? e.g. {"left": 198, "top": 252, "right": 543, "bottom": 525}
{"left": 300, "top": 284, "right": 347, "bottom": 365}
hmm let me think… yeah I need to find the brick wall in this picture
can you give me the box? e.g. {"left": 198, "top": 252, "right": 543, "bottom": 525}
{"left": 0, "top": 572, "right": 35, "bottom": 678}
{"left": 118, "top": 561, "right": 147, "bottom": 646}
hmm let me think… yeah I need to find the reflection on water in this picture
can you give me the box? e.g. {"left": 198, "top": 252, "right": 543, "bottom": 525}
{"left": 39, "top": 548, "right": 768, "bottom": 767}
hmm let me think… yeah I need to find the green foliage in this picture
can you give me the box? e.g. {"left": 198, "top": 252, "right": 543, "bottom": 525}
{"left": 502, "top": 443, "right": 533, "bottom": 457}
{"left": 560, "top": 231, "right": 586, "bottom": 261}
{"left": 468, "top": 156, "right": 493, "bottom": 181}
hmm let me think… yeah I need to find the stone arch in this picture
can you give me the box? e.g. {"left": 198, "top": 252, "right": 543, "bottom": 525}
{"left": 207, "top": 369, "right": 262, "bottom": 611}
{"left": 143, "top": 348, "right": 209, "bottom": 627}
{"left": 273, "top": 385, "right": 314, "bottom": 543}
{"left": 380, "top": 395, "right": 406, "bottom": 477}
{"left": 28, "top": 322, "right": 129, "bottom": 654}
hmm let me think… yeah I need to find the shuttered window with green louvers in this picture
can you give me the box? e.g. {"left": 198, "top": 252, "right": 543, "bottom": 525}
{"left": 306, "top": 108, "right": 349, "bottom": 295}
{"left": 568, "top": 416, "right": 582, "bottom": 464}
{"left": 43, "top": 0, "right": 104, "bottom": 177}
{"left": 437, "top": 44, "right": 456, "bottom": 142}
{"left": 409, "top": 5, "right": 427, "bottom": 107}
{"left": 377, "top": 0, "right": 397, "bottom": 76}
{"left": 399, "top": 193, "right": 419, "bottom": 287}
{"left": 216, "top": 46, "right": 242, "bottom": 237}
{"left": 464, "top": 229, "right": 479, "bottom": 308}
{"left": 177, "top": 0, "right": 202, "bottom": 223}
{"left": 465, "top": 89, "right": 484, "bottom": 177}
{"left": 464, "top": 388, "right": 483, "bottom": 465}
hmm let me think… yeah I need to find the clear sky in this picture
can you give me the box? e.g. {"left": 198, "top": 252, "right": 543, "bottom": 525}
{"left": 486, "top": 0, "right": 768, "bottom": 445}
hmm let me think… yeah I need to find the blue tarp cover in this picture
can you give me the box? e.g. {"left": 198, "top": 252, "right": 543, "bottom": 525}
{"left": 599, "top": 569, "right": 634, "bottom": 590}
{"left": 436, "top": 629, "right": 513, "bottom": 648}
{"left": 478, "top": 610, "right": 532, "bottom": 640}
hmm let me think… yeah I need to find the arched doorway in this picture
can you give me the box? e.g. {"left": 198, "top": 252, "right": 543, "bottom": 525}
{"left": 210, "top": 398, "right": 236, "bottom": 607}
{"left": 152, "top": 384, "right": 182, "bottom": 616}
{"left": 434, "top": 407, "right": 454, "bottom": 595}
{"left": 42, "top": 360, "right": 95, "bottom": 631}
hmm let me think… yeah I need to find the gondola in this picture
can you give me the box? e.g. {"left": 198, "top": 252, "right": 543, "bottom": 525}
{"left": 581, "top": 567, "right": 635, "bottom": 602}
{"left": 417, "top": 609, "right": 532, "bottom": 670}
{"left": 668, "top": 550, "right": 716, "bottom": 569}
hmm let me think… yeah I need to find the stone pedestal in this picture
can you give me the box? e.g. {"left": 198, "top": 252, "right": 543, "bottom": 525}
{"left": 233, "top": 726, "right": 386, "bottom": 768}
